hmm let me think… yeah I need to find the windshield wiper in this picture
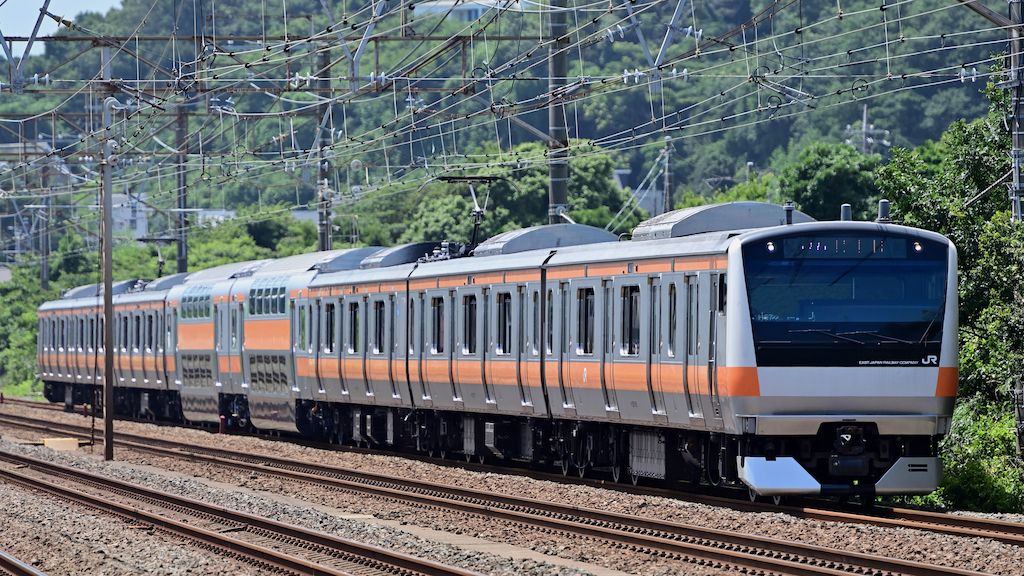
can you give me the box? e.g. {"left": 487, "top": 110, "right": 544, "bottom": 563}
{"left": 787, "top": 328, "right": 866, "bottom": 344}
{"left": 837, "top": 330, "right": 914, "bottom": 345}
{"left": 918, "top": 314, "right": 941, "bottom": 344}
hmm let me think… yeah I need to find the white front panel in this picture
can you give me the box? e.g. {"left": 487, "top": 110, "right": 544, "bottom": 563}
{"left": 758, "top": 366, "right": 939, "bottom": 397}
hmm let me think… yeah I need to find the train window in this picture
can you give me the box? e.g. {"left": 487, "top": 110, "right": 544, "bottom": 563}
{"left": 462, "top": 295, "right": 477, "bottom": 355}
{"left": 531, "top": 291, "right": 539, "bottom": 355}
{"left": 497, "top": 292, "right": 513, "bottom": 355}
{"left": 408, "top": 298, "right": 416, "bottom": 354}
{"left": 324, "top": 303, "right": 336, "bottom": 353}
{"left": 717, "top": 274, "right": 727, "bottom": 312}
{"left": 373, "top": 300, "right": 386, "bottom": 354}
{"left": 621, "top": 286, "right": 640, "bottom": 356}
{"left": 576, "top": 288, "right": 594, "bottom": 355}
{"left": 87, "top": 318, "right": 95, "bottom": 351}
{"left": 431, "top": 297, "right": 445, "bottom": 354}
{"left": 545, "top": 290, "right": 553, "bottom": 354}
{"left": 121, "top": 316, "right": 129, "bottom": 351}
{"left": 98, "top": 319, "right": 104, "bottom": 351}
{"left": 146, "top": 315, "right": 154, "bottom": 352}
{"left": 298, "top": 305, "right": 307, "bottom": 351}
{"left": 668, "top": 284, "right": 677, "bottom": 357}
{"left": 348, "top": 302, "right": 361, "bottom": 353}
{"left": 134, "top": 315, "right": 141, "bottom": 351}
{"left": 278, "top": 288, "right": 287, "bottom": 315}
{"left": 686, "top": 279, "right": 696, "bottom": 356}
{"left": 306, "top": 304, "right": 314, "bottom": 352}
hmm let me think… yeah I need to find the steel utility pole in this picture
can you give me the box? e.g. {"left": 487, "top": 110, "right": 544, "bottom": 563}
{"left": 175, "top": 107, "right": 188, "bottom": 272}
{"left": 548, "top": 0, "right": 569, "bottom": 225}
{"left": 317, "top": 45, "right": 333, "bottom": 251}
{"left": 662, "top": 138, "right": 673, "bottom": 214}
{"left": 40, "top": 164, "right": 50, "bottom": 290}
{"left": 1010, "top": 1, "right": 1024, "bottom": 221}
{"left": 100, "top": 46, "right": 117, "bottom": 462}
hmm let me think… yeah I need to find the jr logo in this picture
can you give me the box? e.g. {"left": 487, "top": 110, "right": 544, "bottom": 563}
{"left": 921, "top": 355, "right": 938, "bottom": 365}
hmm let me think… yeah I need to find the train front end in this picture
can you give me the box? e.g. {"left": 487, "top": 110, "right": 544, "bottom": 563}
{"left": 726, "top": 222, "right": 957, "bottom": 497}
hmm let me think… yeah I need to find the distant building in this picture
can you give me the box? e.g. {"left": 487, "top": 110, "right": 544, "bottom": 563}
{"left": 111, "top": 193, "right": 149, "bottom": 238}
{"left": 195, "top": 209, "right": 236, "bottom": 226}
{"left": 413, "top": 0, "right": 523, "bottom": 21}
{"left": 614, "top": 168, "right": 664, "bottom": 216}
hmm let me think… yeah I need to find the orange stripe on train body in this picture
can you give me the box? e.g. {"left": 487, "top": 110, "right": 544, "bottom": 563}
{"left": 936, "top": 367, "right": 958, "bottom": 397}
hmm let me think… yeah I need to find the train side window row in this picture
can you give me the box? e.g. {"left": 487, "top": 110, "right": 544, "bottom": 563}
{"left": 43, "top": 313, "right": 164, "bottom": 355}
{"left": 249, "top": 281, "right": 287, "bottom": 316}
{"left": 182, "top": 288, "right": 212, "bottom": 319}
{"left": 287, "top": 272, "right": 722, "bottom": 367}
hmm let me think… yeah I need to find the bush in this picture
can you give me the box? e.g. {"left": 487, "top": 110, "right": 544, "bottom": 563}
{"left": 924, "top": 397, "right": 1024, "bottom": 512}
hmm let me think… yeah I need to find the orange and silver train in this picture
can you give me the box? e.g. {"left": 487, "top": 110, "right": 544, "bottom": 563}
{"left": 37, "top": 202, "right": 958, "bottom": 497}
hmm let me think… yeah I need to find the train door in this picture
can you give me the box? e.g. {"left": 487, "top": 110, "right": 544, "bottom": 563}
{"left": 610, "top": 276, "right": 657, "bottom": 423}
{"left": 553, "top": 282, "right": 575, "bottom": 413}
{"left": 143, "top": 312, "right": 153, "bottom": 385}
{"left": 386, "top": 294, "right": 399, "bottom": 400}
{"left": 647, "top": 277, "right": 666, "bottom": 419}
{"left": 514, "top": 287, "right": 531, "bottom": 412}
{"left": 708, "top": 272, "right": 726, "bottom": 426}
{"left": 487, "top": 285, "right": 523, "bottom": 412}
{"left": 411, "top": 291, "right": 430, "bottom": 405}
{"left": 685, "top": 274, "right": 705, "bottom": 426}
{"left": 658, "top": 274, "right": 690, "bottom": 425}
{"left": 695, "top": 273, "right": 723, "bottom": 428}
{"left": 72, "top": 315, "right": 83, "bottom": 384}
{"left": 521, "top": 283, "right": 544, "bottom": 411}
{"left": 567, "top": 278, "right": 604, "bottom": 419}
{"left": 166, "top": 308, "right": 177, "bottom": 387}
{"left": 214, "top": 301, "right": 226, "bottom": 388}
{"left": 314, "top": 297, "right": 324, "bottom": 395}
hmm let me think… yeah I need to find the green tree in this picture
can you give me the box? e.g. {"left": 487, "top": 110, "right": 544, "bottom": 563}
{"left": 779, "top": 143, "right": 881, "bottom": 220}
{"left": 876, "top": 87, "right": 1024, "bottom": 512}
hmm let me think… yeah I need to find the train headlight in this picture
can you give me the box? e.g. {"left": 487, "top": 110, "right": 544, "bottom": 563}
{"left": 913, "top": 241, "right": 922, "bottom": 252}
{"left": 766, "top": 241, "right": 775, "bottom": 253}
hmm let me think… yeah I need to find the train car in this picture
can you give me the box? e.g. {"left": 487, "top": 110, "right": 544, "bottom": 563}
{"left": 37, "top": 201, "right": 958, "bottom": 498}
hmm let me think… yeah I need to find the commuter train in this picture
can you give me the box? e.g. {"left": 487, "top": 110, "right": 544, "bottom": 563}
{"left": 36, "top": 202, "right": 958, "bottom": 498}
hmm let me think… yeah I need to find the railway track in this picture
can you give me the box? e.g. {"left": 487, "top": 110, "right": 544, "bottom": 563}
{"left": 0, "top": 410, "right": 998, "bottom": 576}
{"left": 0, "top": 447, "right": 477, "bottom": 576}
{"left": 0, "top": 550, "right": 47, "bottom": 576}
{"left": 3, "top": 400, "right": 1022, "bottom": 548}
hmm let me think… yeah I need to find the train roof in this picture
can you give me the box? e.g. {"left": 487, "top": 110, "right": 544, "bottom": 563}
{"left": 360, "top": 242, "right": 441, "bottom": 269}
{"left": 254, "top": 247, "right": 382, "bottom": 276}
{"left": 144, "top": 273, "right": 189, "bottom": 291}
{"left": 630, "top": 201, "right": 815, "bottom": 241}
{"left": 183, "top": 259, "right": 271, "bottom": 284}
{"left": 473, "top": 224, "right": 617, "bottom": 257}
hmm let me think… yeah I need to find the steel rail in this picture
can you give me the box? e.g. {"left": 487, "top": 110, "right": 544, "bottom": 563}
{"left": 0, "top": 411, "right": 992, "bottom": 576}
{"left": 0, "top": 448, "right": 478, "bottom": 576}
{"left": 5, "top": 401, "right": 1022, "bottom": 548}
{"left": 0, "top": 550, "right": 47, "bottom": 576}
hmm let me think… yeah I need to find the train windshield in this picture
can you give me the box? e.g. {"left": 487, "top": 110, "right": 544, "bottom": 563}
{"left": 741, "top": 233, "right": 948, "bottom": 367}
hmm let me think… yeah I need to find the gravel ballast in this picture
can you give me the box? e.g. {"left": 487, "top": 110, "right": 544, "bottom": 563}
{"left": 2, "top": 402, "right": 1023, "bottom": 575}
